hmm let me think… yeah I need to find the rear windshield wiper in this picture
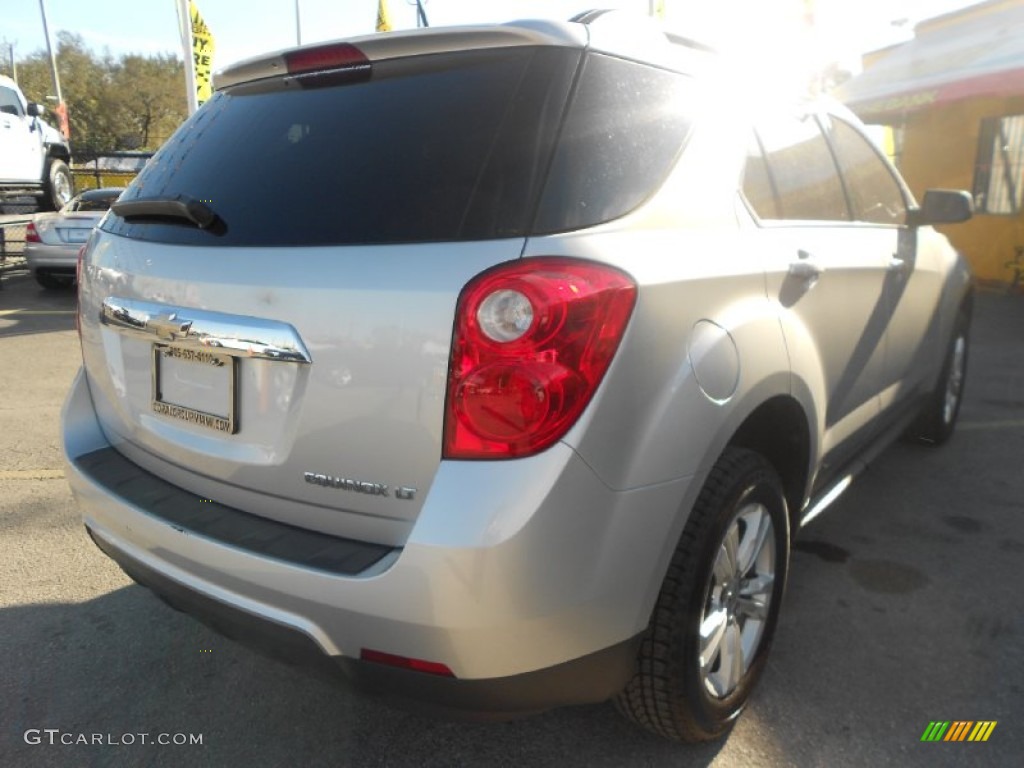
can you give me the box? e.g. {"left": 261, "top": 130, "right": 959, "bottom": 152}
{"left": 111, "top": 196, "right": 220, "bottom": 230}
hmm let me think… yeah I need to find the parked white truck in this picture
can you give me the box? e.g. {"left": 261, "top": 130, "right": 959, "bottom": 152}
{"left": 0, "top": 74, "right": 73, "bottom": 211}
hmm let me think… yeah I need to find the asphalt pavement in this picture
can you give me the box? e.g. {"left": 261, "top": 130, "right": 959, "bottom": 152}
{"left": 1, "top": 268, "right": 1021, "bottom": 767}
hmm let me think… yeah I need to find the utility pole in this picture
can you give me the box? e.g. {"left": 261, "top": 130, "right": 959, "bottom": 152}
{"left": 295, "top": 0, "right": 302, "bottom": 44}
{"left": 37, "top": 0, "right": 62, "bottom": 103}
{"left": 38, "top": 0, "right": 69, "bottom": 138}
{"left": 411, "top": 0, "right": 428, "bottom": 28}
{"left": 1, "top": 41, "right": 15, "bottom": 82}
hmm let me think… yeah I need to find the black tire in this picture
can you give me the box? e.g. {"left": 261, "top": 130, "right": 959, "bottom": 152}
{"left": 42, "top": 159, "right": 73, "bottom": 212}
{"left": 910, "top": 310, "right": 969, "bottom": 445}
{"left": 35, "top": 271, "right": 75, "bottom": 290}
{"left": 616, "top": 448, "right": 790, "bottom": 742}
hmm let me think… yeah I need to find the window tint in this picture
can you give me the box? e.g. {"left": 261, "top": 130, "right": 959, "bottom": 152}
{"left": 533, "top": 53, "right": 693, "bottom": 233}
{"left": 0, "top": 87, "right": 23, "bottom": 117}
{"left": 752, "top": 115, "right": 849, "bottom": 221}
{"left": 102, "top": 48, "right": 579, "bottom": 246}
{"left": 826, "top": 116, "right": 906, "bottom": 225}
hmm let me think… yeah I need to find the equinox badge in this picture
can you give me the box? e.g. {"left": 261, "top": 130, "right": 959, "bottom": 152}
{"left": 304, "top": 472, "right": 416, "bottom": 500}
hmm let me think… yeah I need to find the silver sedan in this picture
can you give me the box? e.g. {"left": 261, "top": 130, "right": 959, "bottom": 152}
{"left": 24, "top": 187, "right": 123, "bottom": 289}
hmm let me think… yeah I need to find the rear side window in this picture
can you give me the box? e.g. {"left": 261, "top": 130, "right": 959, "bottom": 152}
{"left": 102, "top": 47, "right": 579, "bottom": 246}
{"left": 533, "top": 53, "right": 694, "bottom": 234}
{"left": 748, "top": 115, "right": 850, "bottom": 222}
{"left": 825, "top": 116, "right": 906, "bottom": 225}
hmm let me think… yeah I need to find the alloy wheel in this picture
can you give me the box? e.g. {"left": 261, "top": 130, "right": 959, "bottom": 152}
{"left": 699, "top": 502, "right": 776, "bottom": 698}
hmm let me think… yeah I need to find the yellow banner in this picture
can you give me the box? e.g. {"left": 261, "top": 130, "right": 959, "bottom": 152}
{"left": 376, "top": 0, "right": 392, "bottom": 32}
{"left": 190, "top": 0, "right": 215, "bottom": 106}
{"left": 654, "top": 0, "right": 665, "bottom": 19}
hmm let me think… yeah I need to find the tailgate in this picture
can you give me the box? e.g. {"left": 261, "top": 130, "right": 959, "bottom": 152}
{"left": 79, "top": 231, "right": 524, "bottom": 546}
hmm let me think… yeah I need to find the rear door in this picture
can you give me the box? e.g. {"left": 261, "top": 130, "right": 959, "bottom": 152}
{"left": 743, "top": 113, "right": 890, "bottom": 467}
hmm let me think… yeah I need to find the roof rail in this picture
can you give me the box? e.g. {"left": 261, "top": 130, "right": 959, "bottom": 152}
{"left": 571, "top": 9, "right": 717, "bottom": 55}
{"left": 569, "top": 10, "right": 614, "bottom": 24}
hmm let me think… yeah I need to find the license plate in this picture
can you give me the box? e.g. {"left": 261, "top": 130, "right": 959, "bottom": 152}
{"left": 63, "top": 228, "right": 90, "bottom": 243}
{"left": 152, "top": 344, "right": 237, "bottom": 434}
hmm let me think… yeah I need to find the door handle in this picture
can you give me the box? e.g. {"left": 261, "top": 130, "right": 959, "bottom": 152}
{"left": 788, "top": 251, "right": 823, "bottom": 280}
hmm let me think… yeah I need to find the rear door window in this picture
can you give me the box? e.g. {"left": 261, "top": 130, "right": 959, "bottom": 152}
{"left": 748, "top": 115, "right": 850, "bottom": 222}
{"left": 741, "top": 133, "right": 780, "bottom": 219}
{"left": 102, "top": 47, "right": 579, "bottom": 247}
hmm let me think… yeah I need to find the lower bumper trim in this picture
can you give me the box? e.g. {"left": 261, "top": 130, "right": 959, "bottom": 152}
{"left": 89, "top": 526, "right": 640, "bottom": 718}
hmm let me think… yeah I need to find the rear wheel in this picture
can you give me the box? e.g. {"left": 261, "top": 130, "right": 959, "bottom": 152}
{"left": 910, "top": 311, "right": 969, "bottom": 445}
{"left": 43, "top": 159, "right": 73, "bottom": 211}
{"left": 616, "top": 448, "right": 790, "bottom": 742}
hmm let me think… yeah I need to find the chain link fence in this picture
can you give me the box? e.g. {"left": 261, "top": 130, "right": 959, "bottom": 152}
{"left": 0, "top": 219, "right": 30, "bottom": 289}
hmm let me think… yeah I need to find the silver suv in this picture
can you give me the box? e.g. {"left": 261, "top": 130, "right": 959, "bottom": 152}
{"left": 63, "top": 13, "right": 973, "bottom": 742}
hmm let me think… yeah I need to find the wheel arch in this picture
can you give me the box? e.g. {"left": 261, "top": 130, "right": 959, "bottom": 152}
{"left": 46, "top": 143, "right": 71, "bottom": 163}
{"left": 725, "top": 395, "right": 812, "bottom": 532}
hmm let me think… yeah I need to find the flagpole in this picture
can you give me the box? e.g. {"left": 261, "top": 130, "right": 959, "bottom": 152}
{"left": 175, "top": 0, "right": 198, "bottom": 114}
{"left": 294, "top": 0, "right": 302, "bottom": 45}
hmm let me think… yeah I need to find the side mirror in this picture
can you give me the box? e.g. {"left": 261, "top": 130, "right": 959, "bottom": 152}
{"left": 908, "top": 189, "right": 973, "bottom": 226}
{"left": 26, "top": 102, "right": 44, "bottom": 117}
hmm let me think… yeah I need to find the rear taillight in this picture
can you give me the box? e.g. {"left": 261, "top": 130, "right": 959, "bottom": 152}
{"left": 25, "top": 222, "right": 40, "bottom": 243}
{"left": 444, "top": 258, "right": 637, "bottom": 459}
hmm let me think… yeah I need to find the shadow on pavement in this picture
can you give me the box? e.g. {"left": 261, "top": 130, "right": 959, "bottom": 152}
{"left": 0, "top": 272, "right": 77, "bottom": 340}
{"left": 0, "top": 583, "right": 730, "bottom": 768}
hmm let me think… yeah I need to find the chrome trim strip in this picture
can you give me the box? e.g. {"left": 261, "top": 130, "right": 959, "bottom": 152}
{"left": 100, "top": 297, "right": 313, "bottom": 364}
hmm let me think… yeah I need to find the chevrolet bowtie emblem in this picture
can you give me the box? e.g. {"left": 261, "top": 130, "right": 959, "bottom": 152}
{"left": 147, "top": 312, "right": 193, "bottom": 341}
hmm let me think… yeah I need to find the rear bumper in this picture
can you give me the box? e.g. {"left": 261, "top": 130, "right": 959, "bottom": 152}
{"left": 87, "top": 525, "right": 638, "bottom": 717}
{"left": 24, "top": 243, "right": 78, "bottom": 272}
{"left": 63, "top": 367, "right": 694, "bottom": 714}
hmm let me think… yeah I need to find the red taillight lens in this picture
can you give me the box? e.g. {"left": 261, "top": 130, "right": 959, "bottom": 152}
{"left": 444, "top": 258, "right": 637, "bottom": 459}
{"left": 284, "top": 43, "right": 368, "bottom": 75}
{"left": 360, "top": 649, "right": 455, "bottom": 677}
{"left": 25, "top": 222, "right": 41, "bottom": 243}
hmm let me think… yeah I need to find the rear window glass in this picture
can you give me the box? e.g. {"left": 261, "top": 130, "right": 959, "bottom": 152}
{"left": 533, "top": 53, "right": 694, "bottom": 234}
{"left": 69, "top": 193, "right": 119, "bottom": 212}
{"left": 102, "top": 48, "right": 579, "bottom": 246}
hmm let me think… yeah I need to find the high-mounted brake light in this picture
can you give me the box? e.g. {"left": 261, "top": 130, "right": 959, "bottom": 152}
{"left": 284, "top": 43, "right": 369, "bottom": 75}
{"left": 25, "top": 222, "right": 41, "bottom": 243}
{"left": 444, "top": 258, "right": 637, "bottom": 460}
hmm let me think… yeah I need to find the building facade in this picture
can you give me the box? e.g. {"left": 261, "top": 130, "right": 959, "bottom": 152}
{"left": 838, "top": 0, "right": 1024, "bottom": 286}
